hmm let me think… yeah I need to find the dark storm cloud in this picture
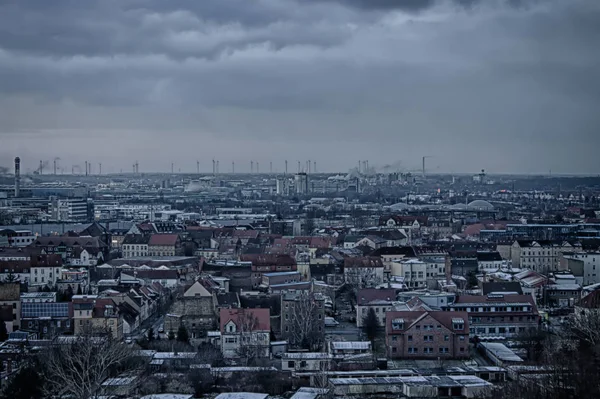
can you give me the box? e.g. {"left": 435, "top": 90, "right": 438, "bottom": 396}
{"left": 0, "top": 0, "right": 599, "bottom": 174}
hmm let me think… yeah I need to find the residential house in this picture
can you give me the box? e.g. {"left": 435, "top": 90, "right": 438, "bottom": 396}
{"left": 356, "top": 235, "right": 387, "bottom": 250}
{"left": 73, "top": 295, "right": 123, "bottom": 339}
{"left": 356, "top": 288, "right": 397, "bottom": 327}
{"left": 122, "top": 235, "right": 150, "bottom": 258}
{"left": 122, "top": 268, "right": 179, "bottom": 288}
{"left": 21, "top": 302, "right": 73, "bottom": 338}
{"left": 148, "top": 234, "right": 183, "bottom": 257}
{"left": 343, "top": 257, "right": 384, "bottom": 289}
{"left": 450, "top": 251, "right": 479, "bottom": 277}
{"left": 444, "top": 293, "right": 540, "bottom": 338}
{"left": 220, "top": 308, "right": 271, "bottom": 359}
{"left": 385, "top": 310, "right": 470, "bottom": 359}
{"left": 165, "top": 281, "right": 217, "bottom": 340}
{"left": 29, "top": 236, "right": 107, "bottom": 265}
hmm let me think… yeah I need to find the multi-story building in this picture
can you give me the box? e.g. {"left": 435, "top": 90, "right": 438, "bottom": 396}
{"left": 344, "top": 257, "right": 384, "bottom": 289}
{"left": 561, "top": 251, "right": 600, "bottom": 286}
{"left": 48, "top": 197, "right": 90, "bottom": 222}
{"left": 281, "top": 290, "right": 325, "bottom": 350}
{"left": 122, "top": 234, "right": 150, "bottom": 258}
{"left": 73, "top": 295, "right": 122, "bottom": 339}
{"left": 511, "top": 240, "right": 579, "bottom": 271}
{"left": 164, "top": 281, "right": 217, "bottom": 340}
{"left": 220, "top": 308, "right": 271, "bottom": 359}
{"left": 356, "top": 288, "right": 397, "bottom": 327}
{"left": 390, "top": 259, "right": 427, "bottom": 289}
{"left": 444, "top": 293, "right": 540, "bottom": 338}
{"left": 476, "top": 251, "right": 504, "bottom": 272}
{"left": 385, "top": 310, "right": 470, "bottom": 359}
{"left": 0, "top": 229, "right": 36, "bottom": 247}
{"left": 21, "top": 302, "right": 73, "bottom": 338}
{"left": 29, "top": 236, "right": 107, "bottom": 266}
{"left": 241, "top": 254, "right": 297, "bottom": 289}
{"left": 148, "top": 234, "right": 182, "bottom": 257}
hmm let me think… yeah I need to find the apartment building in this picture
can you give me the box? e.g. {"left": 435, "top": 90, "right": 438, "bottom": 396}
{"left": 390, "top": 259, "right": 427, "bottom": 289}
{"left": 281, "top": 290, "right": 326, "bottom": 350}
{"left": 148, "top": 234, "right": 182, "bottom": 257}
{"left": 444, "top": 294, "right": 540, "bottom": 338}
{"left": 122, "top": 234, "right": 150, "bottom": 258}
{"left": 344, "top": 257, "right": 385, "bottom": 289}
{"left": 356, "top": 288, "right": 397, "bottom": 327}
{"left": 511, "top": 240, "right": 579, "bottom": 271}
{"left": 48, "top": 197, "right": 90, "bottom": 222}
{"left": 385, "top": 310, "right": 470, "bottom": 359}
{"left": 561, "top": 251, "right": 600, "bottom": 285}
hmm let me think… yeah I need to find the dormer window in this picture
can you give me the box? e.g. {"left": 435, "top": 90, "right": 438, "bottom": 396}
{"left": 452, "top": 318, "right": 465, "bottom": 330}
{"left": 391, "top": 318, "right": 404, "bottom": 331}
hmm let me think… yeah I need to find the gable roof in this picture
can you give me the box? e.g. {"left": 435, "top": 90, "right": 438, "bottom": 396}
{"left": 219, "top": 308, "right": 270, "bottom": 332}
{"left": 344, "top": 256, "right": 384, "bottom": 269}
{"left": 386, "top": 310, "right": 469, "bottom": 334}
{"left": 184, "top": 281, "right": 212, "bottom": 297}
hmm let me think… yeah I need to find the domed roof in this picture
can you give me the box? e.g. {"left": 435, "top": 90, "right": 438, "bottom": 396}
{"left": 467, "top": 200, "right": 494, "bottom": 210}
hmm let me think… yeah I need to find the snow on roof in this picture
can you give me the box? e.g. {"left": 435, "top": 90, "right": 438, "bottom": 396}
{"left": 140, "top": 395, "right": 193, "bottom": 399}
{"left": 330, "top": 341, "right": 371, "bottom": 350}
{"left": 215, "top": 394, "right": 268, "bottom": 399}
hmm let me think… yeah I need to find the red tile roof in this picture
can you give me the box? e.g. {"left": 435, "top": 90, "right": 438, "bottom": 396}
{"left": 148, "top": 234, "right": 179, "bottom": 246}
{"left": 220, "top": 308, "right": 270, "bottom": 332}
{"left": 344, "top": 256, "right": 384, "bottom": 269}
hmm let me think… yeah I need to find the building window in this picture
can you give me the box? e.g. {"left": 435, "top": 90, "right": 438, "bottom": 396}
{"left": 407, "top": 335, "right": 412, "bottom": 342}
{"left": 392, "top": 336, "right": 397, "bottom": 341}
{"left": 444, "top": 335, "right": 449, "bottom": 341}
{"left": 288, "top": 361, "right": 295, "bottom": 368}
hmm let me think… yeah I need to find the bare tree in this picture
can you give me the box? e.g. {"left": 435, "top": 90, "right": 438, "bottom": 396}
{"left": 41, "top": 327, "right": 136, "bottom": 399}
{"left": 235, "top": 310, "right": 267, "bottom": 366}
{"left": 568, "top": 307, "right": 600, "bottom": 346}
{"left": 287, "top": 291, "right": 325, "bottom": 351}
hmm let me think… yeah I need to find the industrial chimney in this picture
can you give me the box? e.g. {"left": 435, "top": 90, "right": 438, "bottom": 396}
{"left": 14, "top": 157, "right": 20, "bottom": 197}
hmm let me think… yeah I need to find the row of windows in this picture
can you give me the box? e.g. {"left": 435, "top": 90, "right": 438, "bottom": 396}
{"left": 451, "top": 306, "right": 531, "bottom": 312}
{"left": 398, "top": 347, "right": 465, "bottom": 354}
{"left": 470, "top": 316, "right": 536, "bottom": 323}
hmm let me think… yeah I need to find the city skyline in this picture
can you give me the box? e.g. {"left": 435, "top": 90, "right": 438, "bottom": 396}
{"left": 1, "top": 0, "right": 599, "bottom": 174}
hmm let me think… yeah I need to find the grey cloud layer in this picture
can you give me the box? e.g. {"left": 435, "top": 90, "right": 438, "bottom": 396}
{"left": 0, "top": 0, "right": 599, "bottom": 173}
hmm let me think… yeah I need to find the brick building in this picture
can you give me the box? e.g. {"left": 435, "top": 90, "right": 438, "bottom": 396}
{"left": 385, "top": 310, "right": 470, "bottom": 359}
{"left": 444, "top": 293, "right": 540, "bottom": 338}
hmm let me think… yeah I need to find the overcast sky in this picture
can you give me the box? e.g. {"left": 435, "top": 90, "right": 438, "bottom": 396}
{"left": 1, "top": 0, "right": 599, "bottom": 175}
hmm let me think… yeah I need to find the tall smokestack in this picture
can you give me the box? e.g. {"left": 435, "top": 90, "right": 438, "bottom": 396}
{"left": 85, "top": 161, "right": 88, "bottom": 176}
{"left": 14, "top": 157, "right": 20, "bottom": 197}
